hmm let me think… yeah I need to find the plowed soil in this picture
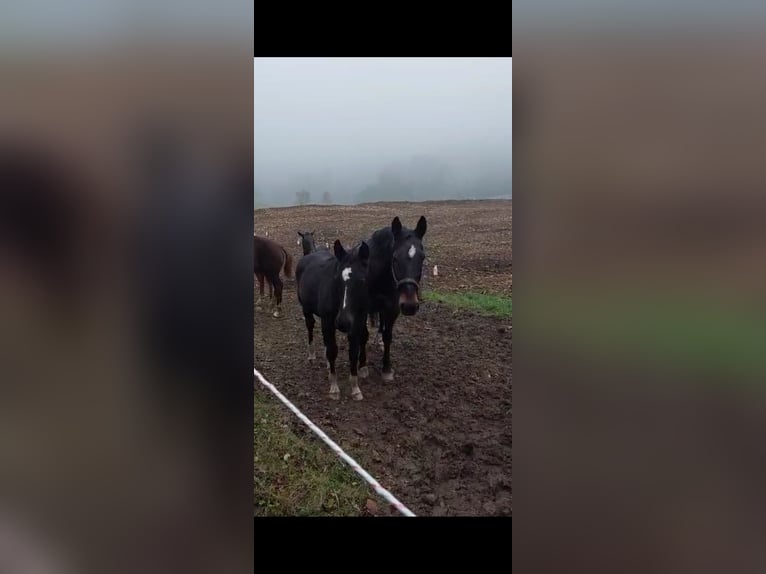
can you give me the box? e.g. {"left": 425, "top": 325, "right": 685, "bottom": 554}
{"left": 255, "top": 200, "right": 511, "bottom": 516}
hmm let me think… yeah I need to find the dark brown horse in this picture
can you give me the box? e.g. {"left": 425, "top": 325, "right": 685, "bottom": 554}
{"left": 254, "top": 235, "right": 293, "bottom": 317}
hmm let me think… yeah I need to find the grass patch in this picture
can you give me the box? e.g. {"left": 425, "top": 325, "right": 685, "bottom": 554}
{"left": 425, "top": 290, "right": 512, "bottom": 318}
{"left": 254, "top": 391, "right": 372, "bottom": 516}
{"left": 525, "top": 290, "right": 766, "bottom": 381}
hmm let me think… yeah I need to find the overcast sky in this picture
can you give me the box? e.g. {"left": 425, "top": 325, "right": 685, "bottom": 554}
{"left": 254, "top": 57, "right": 512, "bottom": 192}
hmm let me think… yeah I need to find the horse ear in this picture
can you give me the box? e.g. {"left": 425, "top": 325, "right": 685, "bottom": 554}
{"left": 358, "top": 241, "right": 370, "bottom": 262}
{"left": 311, "top": 230, "right": 315, "bottom": 235}
{"left": 391, "top": 217, "right": 402, "bottom": 238}
{"left": 298, "top": 231, "right": 304, "bottom": 237}
{"left": 333, "top": 239, "right": 346, "bottom": 261}
{"left": 415, "top": 216, "right": 427, "bottom": 239}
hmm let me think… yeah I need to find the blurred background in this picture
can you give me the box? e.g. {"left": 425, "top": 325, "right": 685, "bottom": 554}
{"left": 514, "top": 2, "right": 766, "bottom": 573}
{"left": 4, "top": 0, "right": 766, "bottom": 568}
{"left": 0, "top": 1, "right": 253, "bottom": 572}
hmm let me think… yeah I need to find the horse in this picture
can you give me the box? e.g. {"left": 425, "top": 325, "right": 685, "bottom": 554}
{"left": 297, "top": 230, "right": 317, "bottom": 255}
{"left": 254, "top": 234, "right": 293, "bottom": 317}
{"left": 296, "top": 239, "right": 370, "bottom": 400}
{"left": 365, "top": 215, "right": 427, "bottom": 381}
{"left": 255, "top": 270, "right": 273, "bottom": 302}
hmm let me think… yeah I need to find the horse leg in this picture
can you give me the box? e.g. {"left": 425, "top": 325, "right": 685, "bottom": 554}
{"left": 321, "top": 316, "right": 340, "bottom": 399}
{"left": 347, "top": 329, "right": 363, "bottom": 400}
{"left": 370, "top": 311, "right": 384, "bottom": 350}
{"left": 304, "top": 311, "right": 316, "bottom": 361}
{"left": 255, "top": 273, "right": 265, "bottom": 309}
{"left": 381, "top": 311, "right": 395, "bottom": 381}
{"left": 269, "top": 252, "right": 278, "bottom": 306}
{"left": 358, "top": 323, "right": 369, "bottom": 380}
{"left": 266, "top": 278, "right": 274, "bottom": 312}
{"left": 374, "top": 319, "right": 384, "bottom": 351}
{"left": 271, "top": 274, "right": 283, "bottom": 317}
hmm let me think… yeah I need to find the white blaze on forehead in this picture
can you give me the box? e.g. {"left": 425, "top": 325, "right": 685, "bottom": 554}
{"left": 408, "top": 244, "right": 416, "bottom": 258}
{"left": 342, "top": 267, "right": 352, "bottom": 281}
{"left": 343, "top": 286, "right": 348, "bottom": 309}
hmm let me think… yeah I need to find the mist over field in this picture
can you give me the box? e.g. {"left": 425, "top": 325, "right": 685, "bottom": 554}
{"left": 254, "top": 58, "right": 512, "bottom": 207}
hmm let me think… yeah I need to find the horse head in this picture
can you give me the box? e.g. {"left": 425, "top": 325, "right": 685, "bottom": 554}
{"left": 333, "top": 239, "right": 369, "bottom": 334}
{"left": 390, "top": 216, "right": 427, "bottom": 316}
{"left": 297, "top": 230, "right": 316, "bottom": 255}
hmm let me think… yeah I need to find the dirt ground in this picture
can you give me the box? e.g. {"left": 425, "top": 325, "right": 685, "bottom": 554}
{"left": 254, "top": 200, "right": 512, "bottom": 297}
{"left": 254, "top": 200, "right": 512, "bottom": 516}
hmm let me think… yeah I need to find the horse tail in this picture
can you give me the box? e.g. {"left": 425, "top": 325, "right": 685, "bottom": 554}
{"left": 282, "top": 249, "right": 294, "bottom": 278}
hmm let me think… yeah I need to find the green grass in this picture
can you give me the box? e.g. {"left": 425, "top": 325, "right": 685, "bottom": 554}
{"left": 425, "top": 290, "right": 512, "bottom": 318}
{"left": 524, "top": 290, "right": 766, "bottom": 381}
{"left": 254, "top": 392, "right": 374, "bottom": 516}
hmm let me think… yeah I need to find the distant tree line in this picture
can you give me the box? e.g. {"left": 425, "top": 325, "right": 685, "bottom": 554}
{"left": 296, "top": 190, "right": 310, "bottom": 205}
{"left": 256, "top": 154, "right": 511, "bottom": 207}
{"left": 293, "top": 189, "right": 334, "bottom": 205}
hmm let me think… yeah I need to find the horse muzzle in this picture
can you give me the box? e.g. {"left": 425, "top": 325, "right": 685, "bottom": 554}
{"left": 398, "top": 279, "right": 420, "bottom": 316}
{"left": 400, "top": 300, "right": 419, "bottom": 316}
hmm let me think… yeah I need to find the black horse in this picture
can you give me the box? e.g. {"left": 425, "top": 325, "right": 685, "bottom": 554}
{"left": 366, "top": 216, "right": 427, "bottom": 381}
{"left": 296, "top": 239, "right": 370, "bottom": 400}
{"left": 297, "top": 230, "right": 317, "bottom": 255}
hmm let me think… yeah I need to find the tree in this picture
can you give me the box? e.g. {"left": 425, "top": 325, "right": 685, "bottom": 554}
{"left": 322, "top": 191, "right": 333, "bottom": 204}
{"left": 296, "top": 190, "right": 310, "bottom": 205}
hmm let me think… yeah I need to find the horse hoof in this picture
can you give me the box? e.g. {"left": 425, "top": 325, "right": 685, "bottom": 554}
{"left": 348, "top": 376, "right": 362, "bottom": 400}
{"left": 328, "top": 375, "right": 339, "bottom": 400}
{"left": 358, "top": 366, "right": 369, "bottom": 379}
{"left": 273, "top": 310, "right": 281, "bottom": 318}
{"left": 308, "top": 351, "right": 316, "bottom": 361}
{"left": 382, "top": 370, "right": 394, "bottom": 382}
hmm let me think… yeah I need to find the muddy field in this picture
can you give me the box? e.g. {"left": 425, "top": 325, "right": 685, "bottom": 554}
{"left": 254, "top": 200, "right": 511, "bottom": 516}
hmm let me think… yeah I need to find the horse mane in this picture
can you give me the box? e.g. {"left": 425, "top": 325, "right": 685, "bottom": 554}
{"left": 366, "top": 226, "right": 396, "bottom": 287}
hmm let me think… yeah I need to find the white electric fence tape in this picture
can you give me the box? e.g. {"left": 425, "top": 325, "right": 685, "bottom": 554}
{"left": 254, "top": 368, "right": 416, "bottom": 517}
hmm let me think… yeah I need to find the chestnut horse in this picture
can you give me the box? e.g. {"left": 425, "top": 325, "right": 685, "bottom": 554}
{"left": 254, "top": 235, "right": 293, "bottom": 317}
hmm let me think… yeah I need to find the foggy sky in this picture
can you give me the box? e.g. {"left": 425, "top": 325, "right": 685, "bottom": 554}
{"left": 254, "top": 58, "right": 512, "bottom": 203}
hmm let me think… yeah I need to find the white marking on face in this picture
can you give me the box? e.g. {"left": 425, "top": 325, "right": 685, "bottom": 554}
{"left": 408, "top": 244, "right": 416, "bottom": 259}
{"left": 343, "top": 285, "right": 348, "bottom": 309}
{"left": 342, "top": 267, "right": 352, "bottom": 281}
